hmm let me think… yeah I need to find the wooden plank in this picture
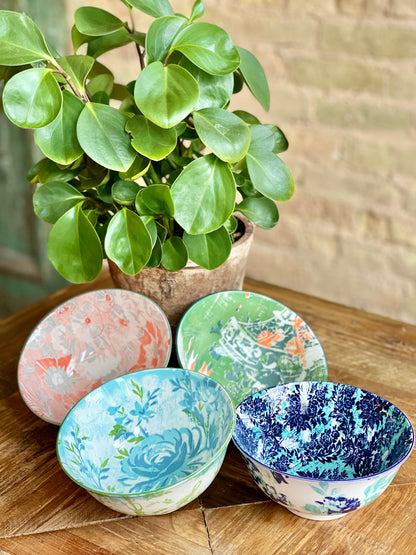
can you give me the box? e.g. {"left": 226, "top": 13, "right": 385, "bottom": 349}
{"left": 200, "top": 442, "right": 267, "bottom": 509}
{"left": 0, "top": 275, "right": 415, "bottom": 552}
{"left": 0, "top": 391, "right": 199, "bottom": 538}
{"left": 0, "top": 508, "right": 211, "bottom": 555}
{"left": 204, "top": 484, "right": 416, "bottom": 555}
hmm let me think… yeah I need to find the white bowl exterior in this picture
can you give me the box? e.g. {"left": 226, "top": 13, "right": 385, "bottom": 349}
{"left": 89, "top": 450, "right": 225, "bottom": 516}
{"left": 243, "top": 454, "right": 399, "bottom": 520}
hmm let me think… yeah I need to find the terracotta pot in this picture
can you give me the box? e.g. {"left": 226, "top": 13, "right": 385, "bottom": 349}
{"left": 108, "top": 215, "right": 254, "bottom": 332}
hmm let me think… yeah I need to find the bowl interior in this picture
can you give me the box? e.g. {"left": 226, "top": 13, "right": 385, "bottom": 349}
{"left": 57, "top": 368, "right": 235, "bottom": 495}
{"left": 176, "top": 291, "right": 328, "bottom": 406}
{"left": 18, "top": 289, "right": 172, "bottom": 425}
{"left": 234, "top": 382, "right": 414, "bottom": 480}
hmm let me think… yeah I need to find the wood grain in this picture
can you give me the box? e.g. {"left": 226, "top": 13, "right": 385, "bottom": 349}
{"left": 205, "top": 484, "right": 416, "bottom": 555}
{"left": 0, "top": 271, "right": 415, "bottom": 553}
{"left": 0, "top": 508, "right": 211, "bottom": 555}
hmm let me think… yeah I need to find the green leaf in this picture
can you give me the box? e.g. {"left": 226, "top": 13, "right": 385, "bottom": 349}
{"left": 126, "top": 115, "right": 177, "bottom": 161}
{"left": 75, "top": 7, "right": 125, "bottom": 36}
{"left": 249, "top": 124, "right": 289, "bottom": 154}
{"left": 237, "top": 196, "right": 279, "bottom": 228}
{"left": 140, "top": 215, "right": 158, "bottom": 247}
{"left": 87, "top": 73, "right": 114, "bottom": 97}
{"left": 111, "top": 83, "right": 132, "bottom": 101}
{"left": 27, "top": 158, "right": 81, "bottom": 184}
{"left": 161, "top": 237, "right": 188, "bottom": 271}
{"left": 179, "top": 58, "right": 233, "bottom": 110}
{"left": 246, "top": 148, "right": 294, "bottom": 202}
{"left": 0, "top": 11, "right": 53, "bottom": 65}
{"left": 233, "top": 110, "right": 260, "bottom": 125}
{"left": 264, "top": 124, "right": 289, "bottom": 154}
{"left": 233, "top": 71, "right": 244, "bottom": 94}
{"left": 236, "top": 170, "right": 259, "bottom": 197}
{"left": 112, "top": 180, "right": 141, "bottom": 205}
{"left": 146, "top": 16, "right": 187, "bottom": 64}
{"left": 236, "top": 46, "right": 270, "bottom": 111}
{"left": 71, "top": 25, "right": 92, "bottom": 53}
{"left": 48, "top": 203, "right": 103, "bottom": 283}
{"left": 33, "top": 181, "right": 86, "bottom": 224}
{"left": 193, "top": 108, "right": 250, "bottom": 163}
{"left": 119, "top": 154, "right": 150, "bottom": 180}
{"left": 77, "top": 103, "right": 136, "bottom": 171}
{"left": 88, "top": 60, "right": 114, "bottom": 79}
{"left": 156, "top": 221, "right": 168, "bottom": 243}
{"left": 104, "top": 208, "right": 152, "bottom": 275}
{"left": 146, "top": 237, "right": 162, "bottom": 268}
{"left": 130, "top": 32, "right": 146, "bottom": 47}
{"left": 3, "top": 68, "right": 62, "bottom": 128}
{"left": 249, "top": 124, "right": 275, "bottom": 151}
{"left": 170, "top": 23, "right": 240, "bottom": 76}
{"left": 34, "top": 90, "right": 84, "bottom": 165}
{"left": 183, "top": 226, "right": 231, "bottom": 269}
{"left": 189, "top": 0, "right": 205, "bottom": 22}
{"left": 96, "top": 181, "right": 113, "bottom": 204}
{"left": 224, "top": 214, "right": 238, "bottom": 234}
{"left": 171, "top": 154, "right": 236, "bottom": 234}
{"left": 135, "top": 184, "right": 174, "bottom": 217}
{"left": 134, "top": 62, "right": 199, "bottom": 129}
{"left": 124, "top": 0, "right": 174, "bottom": 18}
{"left": 56, "top": 55, "right": 95, "bottom": 94}
{"left": 78, "top": 160, "right": 110, "bottom": 190}
{"left": 87, "top": 27, "right": 132, "bottom": 59}
{"left": 90, "top": 91, "right": 110, "bottom": 105}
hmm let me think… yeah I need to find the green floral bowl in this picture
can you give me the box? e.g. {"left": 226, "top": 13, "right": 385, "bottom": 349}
{"left": 56, "top": 368, "right": 235, "bottom": 515}
{"left": 176, "top": 291, "right": 328, "bottom": 406}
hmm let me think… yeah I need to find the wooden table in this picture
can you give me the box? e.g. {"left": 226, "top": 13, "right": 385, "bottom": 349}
{"left": 1, "top": 273, "right": 415, "bottom": 554}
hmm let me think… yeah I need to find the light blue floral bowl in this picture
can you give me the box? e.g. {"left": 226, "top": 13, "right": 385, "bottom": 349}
{"left": 233, "top": 381, "right": 414, "bottom": 520}
{"left": 56, "top": 368, "right": 235, "bottom": 515}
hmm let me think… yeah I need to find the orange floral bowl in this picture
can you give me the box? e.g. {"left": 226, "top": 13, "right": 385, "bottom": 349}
{"left": 18, "top": 289, "right": 171, "bottom": 425}
{"left": 176, "top": 291, "right": 328, "bottom": 406}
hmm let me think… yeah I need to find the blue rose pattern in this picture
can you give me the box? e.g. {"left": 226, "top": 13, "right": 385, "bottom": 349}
{"left": 60, "top": 370, "right": 234, "bottom": 495}
{"left": 121, "top": 427, "right": 206, "bottom": 492}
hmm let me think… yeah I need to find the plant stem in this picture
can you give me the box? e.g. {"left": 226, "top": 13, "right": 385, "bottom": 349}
{"left": 163, "top": 51, "right": 172, "bottom": 66}
{"left": 148, "top": 164, "right": 160, "bottom": 184}
{"left": 51, "top": 61, "right": 89, "bottom": 102}
{"left": 129, "top": 12, "right": 145, "bottom": 70}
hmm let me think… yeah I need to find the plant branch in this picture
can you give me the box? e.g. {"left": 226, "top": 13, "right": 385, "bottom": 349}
{"left": 148, "top": 164, "right": 160, "bottom": 183}
{"left": 51, "top": 61, "right": 89, "bottom": 102}
{"left": 163, "top": 51, "right": 172, "bottom": 66}
{"left": 129, "top": 12, "right": 145, "bottom": 71}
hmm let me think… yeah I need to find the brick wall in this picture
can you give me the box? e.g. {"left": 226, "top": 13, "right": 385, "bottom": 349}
{"left": 66, "top": 0, "right": 416, "bottom": 324}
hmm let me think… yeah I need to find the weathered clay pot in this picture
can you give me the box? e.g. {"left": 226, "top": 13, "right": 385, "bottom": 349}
{"left": 108, "top": 215, "right": 254, "bottom": 332}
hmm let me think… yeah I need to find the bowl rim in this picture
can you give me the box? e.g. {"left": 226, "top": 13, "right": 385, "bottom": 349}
{"left": 18, "top": 288, "right": 173, "bottom": 425}
{"left": 56, "top": 367, "right": 236, "bottom": 498}
{"left": 232, "top": 380, "right": 415, "bottom": 483}
{"left": 175, "top": 289, "right": 328, "bottom": 373}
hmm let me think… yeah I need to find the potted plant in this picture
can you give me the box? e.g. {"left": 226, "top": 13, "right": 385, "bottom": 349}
{"left": 0, "top": 0, "right": 294, "bottom": 325}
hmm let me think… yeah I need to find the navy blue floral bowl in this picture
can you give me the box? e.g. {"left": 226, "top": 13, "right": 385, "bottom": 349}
{"left": 57, "top": 368, "right": 235, "bottom": 515}
{"left": 233, "top": 381, "right": 414, "bottom": 520}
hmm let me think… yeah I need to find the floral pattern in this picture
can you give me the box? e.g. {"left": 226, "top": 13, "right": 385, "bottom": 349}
{"left": 176, "top": 291, "right": 328, "bottom": 406}
{"left": 18, "top": 289, "right": 171, "bottom": 425}
{"left": 233, "top": 382, "right": 414, "bottom": 519}
{"left": 56, "top": 368, "right": 235, "bottom": 515}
